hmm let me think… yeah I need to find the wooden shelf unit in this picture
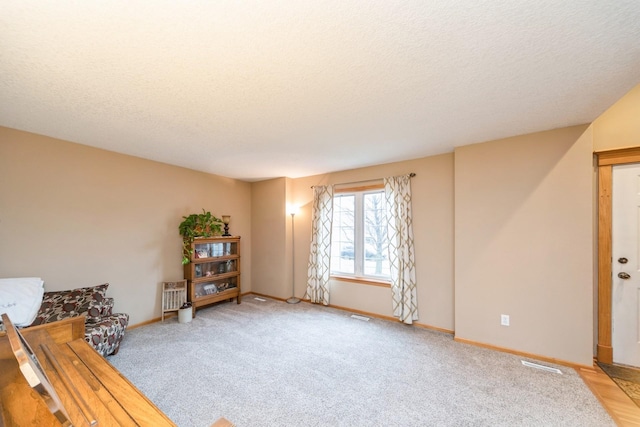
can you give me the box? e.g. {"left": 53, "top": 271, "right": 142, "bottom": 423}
{"left": 184, "top": 236, "right": 241, "bottom": 316}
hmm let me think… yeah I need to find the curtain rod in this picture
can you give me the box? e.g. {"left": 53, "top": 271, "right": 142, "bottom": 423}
{"left": 311, "top": 173, "right": 415, "bottom": 189}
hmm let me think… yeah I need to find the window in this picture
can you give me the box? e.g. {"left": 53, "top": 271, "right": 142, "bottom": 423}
{"left": 330, "top": 188, "right": 390, "bottom": 281}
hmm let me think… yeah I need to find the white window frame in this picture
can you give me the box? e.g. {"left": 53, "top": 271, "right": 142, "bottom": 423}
{"left": 330, "top": 187, "right": 390, "bottom": 284}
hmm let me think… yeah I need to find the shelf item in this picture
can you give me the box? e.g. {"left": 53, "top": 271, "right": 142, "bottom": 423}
{"left": 184, "top": 236, "right": 241, "bottom": 316}
{"left": 161, "top": 280, "right": 187, "bottom": 322}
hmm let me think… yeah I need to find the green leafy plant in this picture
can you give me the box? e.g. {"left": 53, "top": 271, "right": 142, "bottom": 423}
{"left": 179, "top": 210, "right": 223, "bottom": 264}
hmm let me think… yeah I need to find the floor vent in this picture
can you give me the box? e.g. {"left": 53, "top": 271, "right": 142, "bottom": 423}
{"left": 350, "top": 314, "right": 370, "bottom": 321}
{"left": 521, "top": 360, "right": 562, "bottom": 374}
{"left": 254, "top": 297, "right": 267, "bottom": 302}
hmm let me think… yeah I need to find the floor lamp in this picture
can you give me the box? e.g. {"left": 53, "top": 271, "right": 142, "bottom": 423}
{"left": 287, "top": 208, "right": 300, "bottom": 304}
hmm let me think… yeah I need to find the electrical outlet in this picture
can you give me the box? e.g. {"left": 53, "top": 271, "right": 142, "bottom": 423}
{"left": 501, "top": 314, "right": 510, "bottom": 326}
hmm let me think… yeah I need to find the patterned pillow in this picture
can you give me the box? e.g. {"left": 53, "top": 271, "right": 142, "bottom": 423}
{"left": 31, "top": 283, "right": 109, "bottom": 325}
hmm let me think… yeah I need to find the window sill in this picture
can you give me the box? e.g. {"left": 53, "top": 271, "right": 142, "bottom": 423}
{"left": 330, "top": 275, "right": 391, "bottom": 288}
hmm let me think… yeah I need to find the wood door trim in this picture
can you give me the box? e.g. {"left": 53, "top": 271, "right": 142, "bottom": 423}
{"left": 597, "top": 165, "right": 613, "bottom": 363}
{"left": 597, "top": 146, "right": 640, "bottom": 166}
{"left": 596, "top": 147, "right": 640, "bottom": 364}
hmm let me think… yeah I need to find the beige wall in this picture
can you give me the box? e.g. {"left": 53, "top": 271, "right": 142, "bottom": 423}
{"left": 593, "top": 82, "right": 640, "bottom": 151}
{"left": 250, "top": 177, "right": 288, "bottom": 297}
{"left": 591, "top": 81, "right": 640, "bottom": 357}
{"left": 455, "top": 125, "right": 594, "bottom": 365}
{"left": 0, "top": 127, "right": 252, "bottom": 325}
{"left": 282, "top": 154, "right": 456, "bottom": 331}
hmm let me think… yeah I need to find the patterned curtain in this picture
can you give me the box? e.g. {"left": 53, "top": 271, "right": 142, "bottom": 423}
{"left": 306, "top": 185, "right": 334, "bottom": 305}
{"left": 384, "top": 175, "right": 418, "bottom": 324}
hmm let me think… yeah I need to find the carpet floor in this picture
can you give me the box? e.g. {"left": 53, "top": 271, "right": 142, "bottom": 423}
{"left": 597, "top": 362, "right": 640, "bottom": 408}
{"left": 109, "top": 296, "right": 613, "bottom": 427}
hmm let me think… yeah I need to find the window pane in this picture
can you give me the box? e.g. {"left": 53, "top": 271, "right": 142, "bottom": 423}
{"left": 330, "top": 190, "right": 390, "bottom": 280}
{"left": 331, "top": 195, "right": 355, "bottom": 274}
{"left": 363, "top": 192, "right": 389, "bottom": 277}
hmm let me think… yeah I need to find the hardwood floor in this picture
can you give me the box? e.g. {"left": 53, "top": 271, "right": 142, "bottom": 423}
{"left": 578, "top": 364, "right": 640, "bottom": 426}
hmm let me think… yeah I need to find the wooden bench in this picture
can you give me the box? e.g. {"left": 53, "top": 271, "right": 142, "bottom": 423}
{"left": 1, "top": 316, "right": 175, "bottom": 426}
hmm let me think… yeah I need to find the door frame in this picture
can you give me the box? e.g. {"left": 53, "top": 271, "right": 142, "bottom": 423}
{"left": 597, "top": 146, "right": 640, "bottom": 364}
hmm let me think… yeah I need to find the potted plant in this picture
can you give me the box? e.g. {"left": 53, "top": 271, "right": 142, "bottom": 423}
{"left": 179, "top": 210, "right": 223, "bottom": 264}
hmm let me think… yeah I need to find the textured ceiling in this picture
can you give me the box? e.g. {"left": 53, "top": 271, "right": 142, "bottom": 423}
{"left": 1, "top": 1, "right": 640, "bottom": 181}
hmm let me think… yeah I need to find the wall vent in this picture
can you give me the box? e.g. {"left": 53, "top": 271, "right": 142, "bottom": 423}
{"left": 521, "top": 360, "right": 562, "bottom": 374}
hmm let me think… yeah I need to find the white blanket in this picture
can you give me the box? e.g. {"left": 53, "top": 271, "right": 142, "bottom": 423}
{"left": 0, "top": 277, "right": 45, "bottom": 327}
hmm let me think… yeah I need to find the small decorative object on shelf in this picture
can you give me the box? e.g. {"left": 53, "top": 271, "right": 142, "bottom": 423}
{"left": 221, "top": 215, "right": 231, "bottom": 236}
{"left": 184, "top": 236, "right": 241, "bottom": 316}
{"left": 161, "top": 280, "right": 187, "bottom": 321}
